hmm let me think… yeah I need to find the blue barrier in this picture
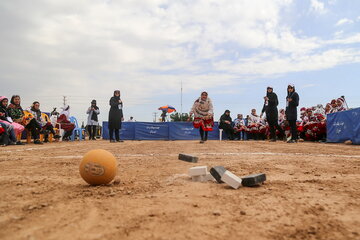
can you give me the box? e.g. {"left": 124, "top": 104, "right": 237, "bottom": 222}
{"left": 327, "top": 107, "right": 360, "bottom": 145}
{"left": 135, "top": 122, "right": 169, "bottom": 140}
{"left": 102, "top": 122, "right": 136, "bottom": 140}
{"left": 102, "top": 121, "right": 222, "bottom": 140}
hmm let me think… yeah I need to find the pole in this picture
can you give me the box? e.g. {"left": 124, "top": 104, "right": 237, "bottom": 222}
{"left": 63, "top": 96, "right": 67, "bottom": 106}
{"left": 341, "top": 95, "right": 349, "bottom": 109}
{"left": 153, "top": 112, "right": 157, "bottom": 122}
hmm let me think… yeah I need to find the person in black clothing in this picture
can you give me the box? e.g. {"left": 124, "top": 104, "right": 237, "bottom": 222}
{"left": 261, "top": 86, "right": 285, "bottom": 142}
{"left": 108, "top": 90, "right": 124, "bottom": 143}
{"left": 285, "top": 84, "right": 299, "bottom": 143}
{"left": 219, "top": 110, "right": 235, "bottom": 140}
{"left": 161, "top": 110, "right": 167, "bottom": 122}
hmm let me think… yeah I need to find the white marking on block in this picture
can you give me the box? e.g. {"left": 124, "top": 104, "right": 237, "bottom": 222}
{"left": 221, "top": 171, "right": 242, "bottom": 189}
{"left": 188, "top": 166, "right": 208, "bottom": 177}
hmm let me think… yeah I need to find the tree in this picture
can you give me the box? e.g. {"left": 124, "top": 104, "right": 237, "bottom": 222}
{"left": 170, "top": 112, "right": 193, "bottom": 122}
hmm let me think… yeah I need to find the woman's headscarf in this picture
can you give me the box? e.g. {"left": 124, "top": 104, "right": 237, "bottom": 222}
{"left": 8, "top": 95, "right": 23, "bottom": 110}
{"left": 287, "top": 84, "right": 296, "bottom": 96}
{"left": 90, "top": 100, "right": 99, "bottom": 121}
{"left": 0, "top": 96, "right": 8, "bottom": 107}
{"left": 60, "top": 105, "right": 70, "bottom": 120}
{"left": 190, "top": 92, "right": 213, "bottom": 117}
{"left": 30, "top": 101, "right": 42, "bottom": 121}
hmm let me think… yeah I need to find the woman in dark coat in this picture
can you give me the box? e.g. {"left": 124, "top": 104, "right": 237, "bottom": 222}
{"left": 219, "top": 110, "right": 235, "bottom": 140}
{"left": 108, "top": 90, "right": 123, "bottom": 142}
{"left": 285, "top": 84, "right": 299, "bottom": 143}
{"left": 261, "top": 86, "right": 285, "bottom": 142}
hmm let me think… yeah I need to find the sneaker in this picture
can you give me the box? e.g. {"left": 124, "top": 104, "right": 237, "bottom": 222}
{"left": 34, "top": 140, "right": 43, "bottom": 144}
{"left": 269, "top": 139, "right": 276, "bottom": 142}
{"left": 44, "top": 139, "right": 49, "bottom": 143}
{"left": 8, "top": 141, "right": 16, "bottom": 145}
{"left": 287, "top": 140, "right": 296, "bottom": 143}
{"left": 54, "top": 135, "right": 61, "bottom": 139}
{"left": 116, "top": 140, "right": 124, "bottom": 142}
{"left": 199, "top": 140, "right": 204, "bottom": 144}
{"left": 16, "top": 141, "right": 25, "bottom": 145}
{"left": 110, "top": 140, "right": 116, "bottom": 143}
{"left": 92, "top": 137, "right": 97, "bottom": 140}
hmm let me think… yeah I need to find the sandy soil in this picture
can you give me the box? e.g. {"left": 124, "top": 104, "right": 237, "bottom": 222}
{"left": 0, "top": 140, "right": 359, "bottom": 240}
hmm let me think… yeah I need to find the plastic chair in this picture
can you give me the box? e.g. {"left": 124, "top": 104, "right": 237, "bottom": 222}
{"left": 69, "top": 116, "right": 84, "bottom": 141}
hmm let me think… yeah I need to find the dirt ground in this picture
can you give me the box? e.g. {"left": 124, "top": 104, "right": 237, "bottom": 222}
{"left": 0, "top": 140, "right": 359, "bottom": 240}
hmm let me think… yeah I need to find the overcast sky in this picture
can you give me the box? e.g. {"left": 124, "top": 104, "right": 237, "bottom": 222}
{"left": 1, "top": 0, "right": 360, "bottom": 124}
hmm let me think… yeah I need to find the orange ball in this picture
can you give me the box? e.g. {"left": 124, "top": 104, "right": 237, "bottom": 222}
{"left": 79, "top": 149, "right": 117, "bottom": 185}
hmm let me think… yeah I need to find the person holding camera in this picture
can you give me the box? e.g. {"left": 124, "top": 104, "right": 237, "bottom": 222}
{"left": 86, "top": 100, "right": 100, "bottom": 140}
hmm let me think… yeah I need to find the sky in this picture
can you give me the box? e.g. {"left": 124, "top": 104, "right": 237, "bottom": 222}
{"left": 1, "top": 0, "right": 360, "bottom": 124}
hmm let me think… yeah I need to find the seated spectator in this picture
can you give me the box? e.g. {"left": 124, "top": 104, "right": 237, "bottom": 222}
{"left": 233, "top": 114, "right": 246, "bottom": 140}
{"left": 7, "top": 95, "right": 42, "bottom": 144}
{"left": 0, "top": 122, "right": 15, "bottom": 146}
{"left": 219, "top": 110, "right": 234, "bottom": 140}
{"left": 336, "top": 97, "right": 348, "bottom": 111}
{"left": 330, "top": 100, "right": 338, "bottom": 113}
{"left": 0, "top": 96, "right": 25, "bottom": 145}
{"left": 325, "top": 103, "right": 332, "bottom": 115}
{"left": 57, "top": 105, "right": 75, "bottom": 141}
{"left": 28, "top": 101, "right": 61, "bottom": 143}
{"left": 247, "top": 109, "right": 265, "bottom": 140}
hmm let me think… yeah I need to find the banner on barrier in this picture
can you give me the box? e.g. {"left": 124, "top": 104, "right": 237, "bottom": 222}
{"left": 135, "top": 122, "right": 169, "bottom": 140}
{"left": 327, "top": 107, "right": 360, "bottom": 144}
{"left": 102, "top": 121, "right": 222, "bottom": 140}
{"left": 102, "top": 122, "right": 136, "bottom": 140}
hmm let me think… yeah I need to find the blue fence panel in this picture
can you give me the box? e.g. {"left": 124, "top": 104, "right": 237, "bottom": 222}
{"left": 351, "top": 109, "right": 360, "bottom": 144}
{"left": 102, "top": 122, "right": 136, "bottom": 140}
{"left": 208, "top": 122, "right": 221, "bottom": 140}
{"left": 327, "top": 107, "right": 360, "bottom": 144}
{"left": 168, "top": 122, "right": 199, "bottom": 140}
{"left": 135, "top": 122, "right": 169, "bottom": 140}
{"left": 101, "top": 121, "right": 225, "bottom": 140}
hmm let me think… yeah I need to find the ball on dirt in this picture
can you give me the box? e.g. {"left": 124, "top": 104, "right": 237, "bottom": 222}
{"left": 79, "top": 149, "right": 117, "bottom": 185}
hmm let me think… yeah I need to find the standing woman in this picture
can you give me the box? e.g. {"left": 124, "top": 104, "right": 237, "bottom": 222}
{"left": 189, "top": 91, "right": 214, "bottom": 143}
{"left": 108, "top": 90, "right": 124, "bottom": 142}
{"left": 86, "top": 100, "right": 100, "bottom": 140}
{"left": 285, "top": 84, "right": 299, "bottom": 143}
{"left": 261, "top": 86, "right": 285, "bottom": 142}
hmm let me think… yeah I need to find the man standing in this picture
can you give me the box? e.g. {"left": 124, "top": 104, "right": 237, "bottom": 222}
{"left": 261, "top": 86, "right": 285, "bottom": 142}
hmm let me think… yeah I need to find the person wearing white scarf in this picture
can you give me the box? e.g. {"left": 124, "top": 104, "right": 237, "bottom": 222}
{"left": 189, "top": 91, "right": 214, "bottom": 143}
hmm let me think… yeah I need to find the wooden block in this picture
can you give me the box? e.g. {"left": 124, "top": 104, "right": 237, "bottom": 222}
{"left": 221, "top": 171, "right": 242, "bottom": 189}
{"left": 188, "top": 166, "right": 207, "bottom": 176}
{"left": 178, "top": 154, "right": 198, "bottom": 163}
{"left": 210, "top": 166, "right": 226, "bottom": 183}
{"left": 241, "top": 173, "right": 266, "bottom": 187}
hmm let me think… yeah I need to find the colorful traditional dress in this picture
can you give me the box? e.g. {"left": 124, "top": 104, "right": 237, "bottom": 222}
{"left": 190, "top": 97, "right": 214, "bottom": 131}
